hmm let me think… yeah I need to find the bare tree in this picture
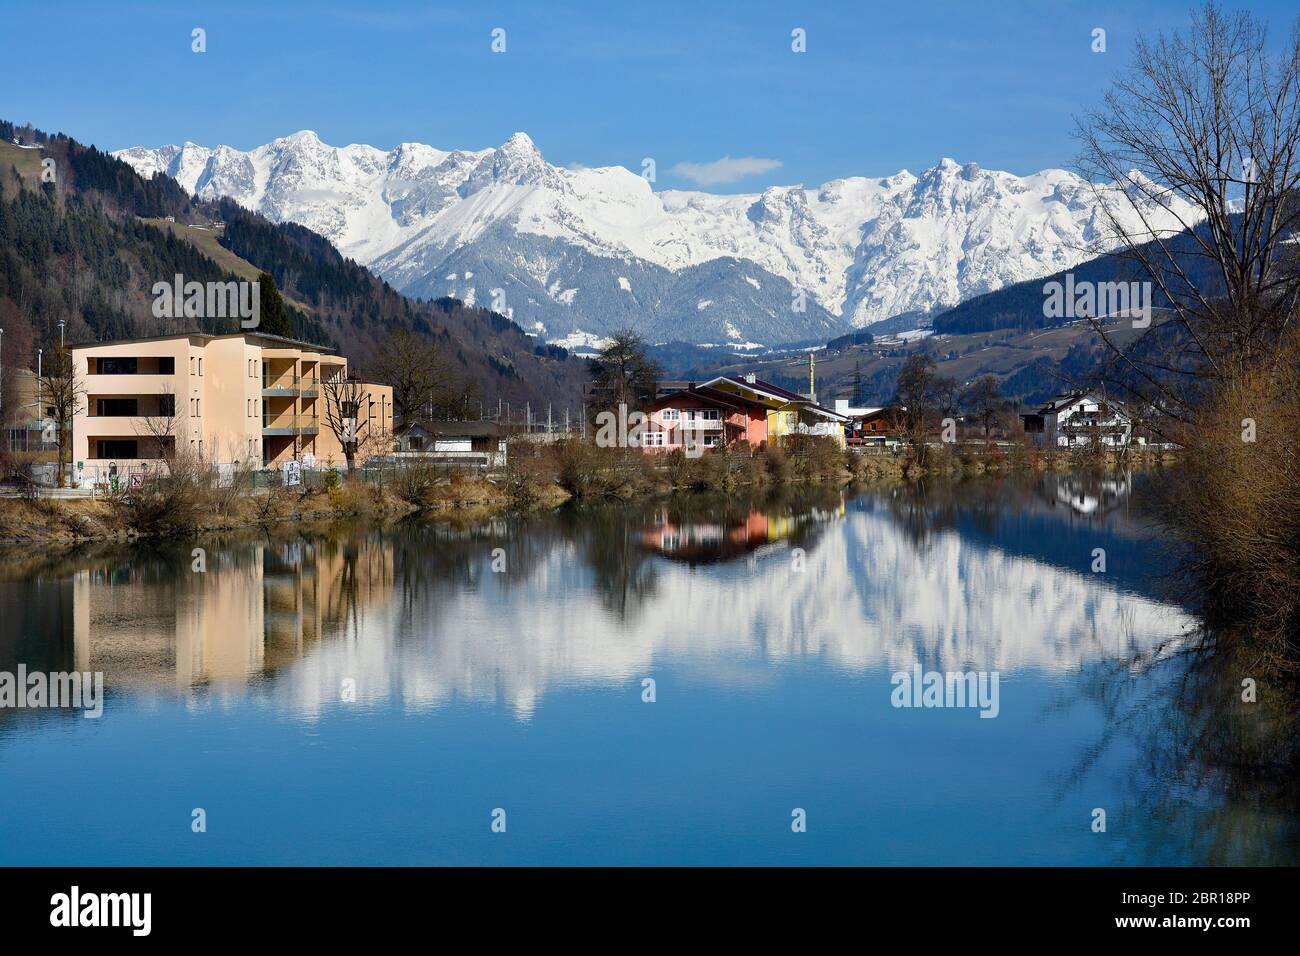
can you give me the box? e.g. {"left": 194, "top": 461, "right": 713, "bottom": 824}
{"left": 368, "top": 329, "right": 454, "bottom": 428}
{"left": 39, "top": 346, "right": 84, "bottom": 487}
{"left": 1076, "top": 3, "right": 1300, "bottom": 420}
{"left": 892, "top": 353, "right": 957, "bottom": 464}
{"left": 322, "top": 372, "right": 364, "bottom": 472}
{"left": 1077, "top": 3, "right": 1300, "bottom": 655}
{"left": 321, "top": 372, "right": 390, "bottom": 472}
{"left": 134, "top": 388, "right": 184, "bottom": 470}
{"left": 963, "top": 375, "right": 1004, "bottom": 443}
{"left": 590, "top": 329, "right": 661, "bottom": 412}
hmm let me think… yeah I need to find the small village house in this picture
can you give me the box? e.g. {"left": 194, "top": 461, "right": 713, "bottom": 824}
{"left": 641, "top": 371, "right": 849, "bottom": 453}
{"left": 702, "top": 373, "right": 848, "bottom": 448}
{"left": 1020, "top": 390, "right": 1132, "bottom": 448}
{"left": 641, "top": 384, "right": 770, "bottom": 452}
{"left": 834, "top": 399, "right": 905, "bottom": 447}
{"left": 395, "top": 420, "right": 507, "bottom": 467}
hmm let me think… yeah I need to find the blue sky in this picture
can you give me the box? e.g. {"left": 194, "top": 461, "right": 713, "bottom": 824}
{"left": 4, "top": 1, "right": 1297, "bottom": 191}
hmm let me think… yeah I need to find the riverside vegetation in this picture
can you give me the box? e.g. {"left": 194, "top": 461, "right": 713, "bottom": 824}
{"left": 0, "top": 434, "right": 1170, "bottom": 545}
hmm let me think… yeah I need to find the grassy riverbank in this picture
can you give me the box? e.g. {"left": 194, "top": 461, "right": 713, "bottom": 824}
{"left": 0, "top": 472, "right": 564, "bottom": 545}
{"left": 505, "top": 435, "right": 1177, "bottom": 497}
{"left": 0, "top": 437, "right": 1174, "bottom": 544}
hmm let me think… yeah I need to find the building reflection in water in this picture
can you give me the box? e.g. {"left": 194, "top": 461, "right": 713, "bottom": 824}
{"left": 1043, "top": 471, "right": 1131, "bottom": 517}
{"left": 69, "top": 537, "right": 393, "bottom": 690}
{"left": 639, "top": 495, "right": 845, "bottom": 564}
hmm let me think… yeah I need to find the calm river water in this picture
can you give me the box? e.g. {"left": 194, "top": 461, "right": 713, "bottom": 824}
{"left": 0, "top": 474, "right": 1291, "bottom": 864}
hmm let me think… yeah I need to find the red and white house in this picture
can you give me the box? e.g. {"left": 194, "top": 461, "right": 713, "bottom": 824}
{"left": 641, "top": 384, "right": 770, "bottom": 453}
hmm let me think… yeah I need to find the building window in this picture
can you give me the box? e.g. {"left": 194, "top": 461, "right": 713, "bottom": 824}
{"left": 643, "top": 431, "right": 665, "bottom": 447}
{"left": 96, "top": 439, "right": 138, "bottom": 459}
{"left": 661, "top": 408, "right": 679, "bottom": 421}
{"left": 190, "top": 356, "right": 195, "bottom": 375}
{"left": 198, "top": 358, "right": 203, "bottom": 376}
{"left": 247, "top": 399, "right": 253, "bottom": 416}
{"left": 95, "top": 398, "right": 139, "bottom": 417}
{"left": 159, "top": 357, "right": 175, "bottom": 374}
{"left": 97, "top": 357, "right": 138, "bottom": 375}
{"left": 160, "top": 394, "right": 176, "bottom": 417}
{"left": 190, "top": 398, "right": 197, "bottom": 417}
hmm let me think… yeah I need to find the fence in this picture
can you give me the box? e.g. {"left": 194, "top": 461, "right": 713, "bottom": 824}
{"left": 4, "top": 427, "right": 55, "bottom": 454}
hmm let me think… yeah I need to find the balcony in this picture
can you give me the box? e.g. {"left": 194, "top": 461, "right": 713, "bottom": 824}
{"left": 82, "top": 373, "right": 179, "bottom": 396}
{"left": 262, "top": 372, "right": 300, "bottom": 397}
{"left": 678, "top": 418, "right": 724, "bottom": 430}
{"left": 262, "top": 369, "right": 322, "bottom": 397}
{"left": 262, "top": 413, "right": 320, "bottom": 436}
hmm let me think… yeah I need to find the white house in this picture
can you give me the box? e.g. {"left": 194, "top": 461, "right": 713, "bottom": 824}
{"left": 395, "top": 421, "right": 507, "bottom": 467}
{"left": 1021, "top": 391, "right": 1132, "bottom": 448}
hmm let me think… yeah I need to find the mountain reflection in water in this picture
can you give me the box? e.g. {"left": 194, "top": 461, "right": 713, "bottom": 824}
{"left": 0, "top": 473, "right": 1292, "bottom": 865}
{"left": 0, "top": 475, "right": 1194, "bottom": 719}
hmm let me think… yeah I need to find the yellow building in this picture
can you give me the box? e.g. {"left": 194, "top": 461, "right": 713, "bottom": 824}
{"left": 70, "top": 332, "right": 392, "bottom": 475}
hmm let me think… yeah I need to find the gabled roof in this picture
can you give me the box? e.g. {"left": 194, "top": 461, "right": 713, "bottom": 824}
{"left": 650, "top": 384, "right": 771, "bottom": 413}
{"left": 804, "top": 401, "right": 849, "bottom": 421}
{"left": 705, "top": 374, "right": 808, "bottom": 404}
{"left": 1033, "top": 391, "right": 1131, "bottom": 420}
{"left": 703, "top": 375, "right": 850, "bottom": 421}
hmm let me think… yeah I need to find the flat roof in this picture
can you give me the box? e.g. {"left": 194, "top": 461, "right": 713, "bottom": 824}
{"left": 68, "top": 331, "right": 337, "bottom": 353}
{"left": 402, "top": 420, "right": 505, "bottom": 437}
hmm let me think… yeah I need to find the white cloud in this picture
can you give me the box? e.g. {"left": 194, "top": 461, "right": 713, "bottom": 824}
{"left": 670, "top": 155, "right": 783, "bottom": 186}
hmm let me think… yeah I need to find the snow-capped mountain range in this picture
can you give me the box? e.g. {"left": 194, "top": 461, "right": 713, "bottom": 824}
{"left": 114, "top": 131, "right": 1199, "bottom": 347}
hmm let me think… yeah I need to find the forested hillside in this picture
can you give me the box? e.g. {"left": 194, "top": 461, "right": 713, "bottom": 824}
{"left": 930, "top": 226, "right": 1226, "bottom": 336}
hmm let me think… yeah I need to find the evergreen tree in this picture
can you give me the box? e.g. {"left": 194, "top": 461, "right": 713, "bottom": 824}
{"left": 256, "top": 271, "right": 294, "bottom": 337}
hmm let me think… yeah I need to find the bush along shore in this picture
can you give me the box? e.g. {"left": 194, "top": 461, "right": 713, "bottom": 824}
{"left": 0, "top": 436, "right": 1174, "bottom": 544}
{"left": 502, "top": 434, "right": 1175, "bottom": 499}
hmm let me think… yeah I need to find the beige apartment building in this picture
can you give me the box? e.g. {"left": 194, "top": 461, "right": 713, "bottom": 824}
{"left": 70, "top": 332, "right": 393, "bottom": 475}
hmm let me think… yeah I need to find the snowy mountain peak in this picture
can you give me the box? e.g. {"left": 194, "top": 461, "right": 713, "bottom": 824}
{"left": 501, "top": 130, "right": 539, "bottom": 153}
{"left": 114, "top": 131, "right": 1202, "bottom": 344}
